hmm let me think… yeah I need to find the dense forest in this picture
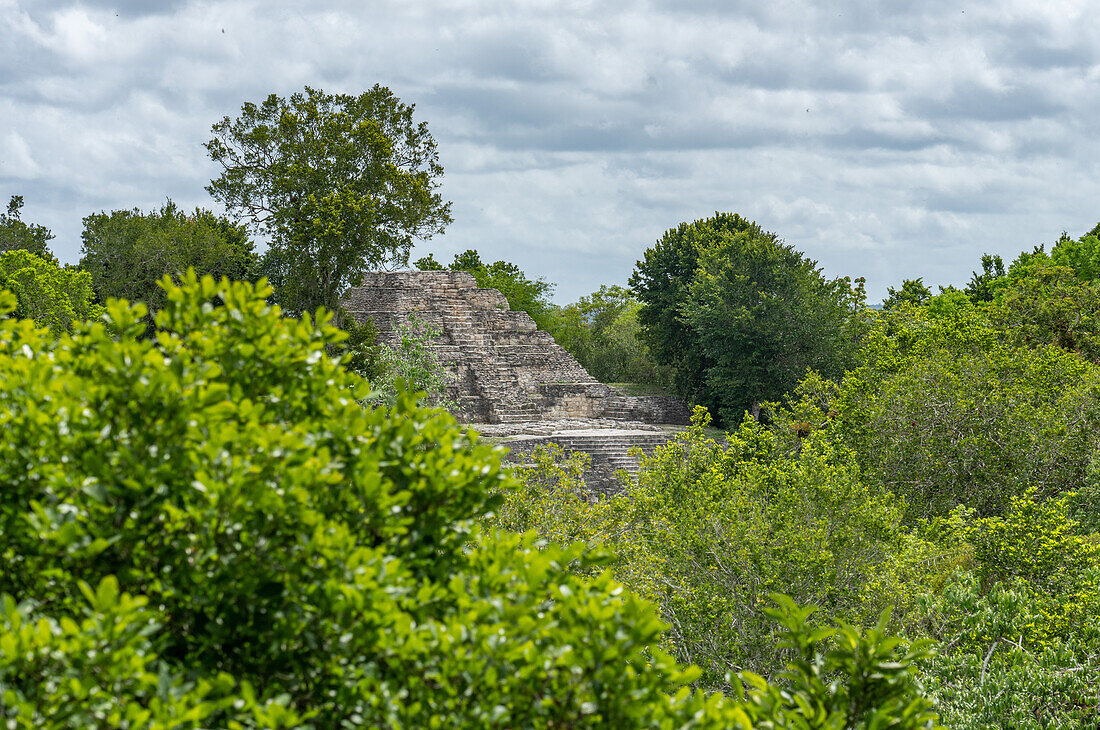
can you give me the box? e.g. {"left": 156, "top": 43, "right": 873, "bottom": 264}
{"left": 2, "top": 85, "right": 1098, "bottom": 728}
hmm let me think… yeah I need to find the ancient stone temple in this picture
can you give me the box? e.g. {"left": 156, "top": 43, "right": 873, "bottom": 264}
{"left": 342, "top": 271, "right": 690, "bottom": 425}
{"left": 341, "top": 270, "right": 691, "bottom": 495}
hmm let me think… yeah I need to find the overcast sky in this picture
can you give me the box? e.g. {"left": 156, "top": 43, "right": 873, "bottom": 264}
{"left": 3, "top": 0, "right": 1099, "bottom": 303}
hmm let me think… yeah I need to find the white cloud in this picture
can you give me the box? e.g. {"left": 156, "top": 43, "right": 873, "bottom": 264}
{"left": 0, "top": 131, "right": 40, "bottom": 178}
{"left": 1, "top": 0, "right": 1098, "bottom": 302}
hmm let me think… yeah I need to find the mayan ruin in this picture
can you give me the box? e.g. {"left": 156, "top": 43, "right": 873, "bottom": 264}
{"left": 342, "top": 270, "right": 691, "bottom": 494}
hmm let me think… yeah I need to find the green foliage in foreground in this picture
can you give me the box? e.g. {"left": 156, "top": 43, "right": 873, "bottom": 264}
{"left": 737, "top": 597, "right": 940, "bottom": 730}
{"left": 0, "top": 273, "right": 948, "bottom": 728}
{"left": 0, "top": 274, "right": 725, "bottom": 728}
{"left": 0, "top": 250, "right": 100, "bottom": 334}
{"left": 915, "top": 492, "right": 1100, "bottom": 728}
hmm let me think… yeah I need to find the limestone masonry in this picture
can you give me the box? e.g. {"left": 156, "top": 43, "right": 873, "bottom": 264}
{"left": 342, "top": 271, "right": 690, "bottom": 424}
{"left": 342, "top": 271, "right": 691, "bottom": 495}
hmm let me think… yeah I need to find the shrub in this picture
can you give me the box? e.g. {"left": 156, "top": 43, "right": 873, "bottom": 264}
{"left": 495, "top": 408, "right": 934, "bottom": 690}
{"left": 916, "top": 492, "right": 1100, "bottom": 728}
{"left": 0, "top": 273, "right": 743, "bottom": 727}
{"left": 776, "top": 304, "right": 1100, "bottom": 520}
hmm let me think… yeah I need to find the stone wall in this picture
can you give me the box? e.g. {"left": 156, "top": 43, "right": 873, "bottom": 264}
{"left": 501, "top": 429, "right": 677, "bottom": 498}
{"left": 341, "top": 271, "right": 691, "bottom": 426}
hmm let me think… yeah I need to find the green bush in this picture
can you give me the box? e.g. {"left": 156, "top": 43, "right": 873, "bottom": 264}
{"left": 366, "top": 312, "right": 453, "bottom": 409}
{"left": 496, "top": 408, "right": 934, "bottom": 690}
{"left": 736, "top": 596, "right": 941, "bottom": 730}
{"left": 915, "top": 492, "right": 1100, "bottom": 728}
{"left": 0, "top": 273, "right": 748, "bottom": 727}
{"left": 776, "top": 304, "right": 1100, "bottom": 520}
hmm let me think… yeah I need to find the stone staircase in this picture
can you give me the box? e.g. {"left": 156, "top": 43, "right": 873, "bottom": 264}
{"left": 342, "top": 271, "right": 667, "bottom": 424}
{"left": 341, "top": 270, "right": 692, "bottom": 494}
{"left": 503, "top": 429, "right": 678, "bottom": 498}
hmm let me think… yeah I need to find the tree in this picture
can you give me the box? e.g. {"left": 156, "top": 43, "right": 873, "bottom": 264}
{"left": 80, "top": 200, "right": 256, "bottom": 315}
{"left": 207, "top": 85, "right": 451, "bottom": 317}
{"left": 963, "top": 254, "right": 1006, "bottom": 303}
{"left": 631, "top": 214, "right": 764, "bottom": 405}
{"left": 0, "top": 250, "right": 100, "bottom": 334}
{"left": 552, "top": 285, "right": 670, "bottom": 385}
{"left": 495, "top": 410, "right": 942, "bottom": 725}
{"left": 366, "top": 312, "right": 453, "bottom": 410}
{"left": 633, "top": 214, "right": 862, "bottom": 422}
{"left": 1050, "top": 229, "right": 1100, "bottom": 280}
{"left": 989, "top": 264, "right": 1100, "bottom": 361}
{"left": 0, "top": 195, "right": 55, "bottom": 259}
{"left": 774, "top": 304, "right": 1100, "bottom": 521}
{"left": 631, "top": 213, "right": 864, "bottom": 422}
{"left": 415, "top": 249, "right": 556, "bottom": 330}
{"left": 882, "top": 278, "right": 932, "bottom": 310}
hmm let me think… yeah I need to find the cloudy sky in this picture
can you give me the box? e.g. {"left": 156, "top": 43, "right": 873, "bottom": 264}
{"left": 2, "top": 0, "right": 1099, "bottom": 303}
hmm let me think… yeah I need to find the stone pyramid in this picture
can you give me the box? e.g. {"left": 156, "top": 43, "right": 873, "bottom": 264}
{"left": 341, "top": 271, "right": 689, "bottom": 425}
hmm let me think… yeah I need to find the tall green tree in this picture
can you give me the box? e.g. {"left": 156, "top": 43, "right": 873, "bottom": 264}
{"left": 686, "top": 235, "right": 861, "bottom": 421}
{"left": 632, "top": 213, "right": 863, "bottom": 422}
{"left": 0, "top": 195, "right": 55, "bottom": 259}
{"left": 882, "top": 278, "right": 932, "bottom": 310}
{"left": 207, "top": 85, "right": 451, "bottom": 318}
{"left": 970, "top": 231, "right": 1100, "bottom": 362}
{"left": 80, "top": 201, "right": 255, "bottom": 315}
{"left": 963, "top": 253, "right": 1006, "bottom": 303}
{"left": 631, "top": 214, "right": 764, "bottom": 404}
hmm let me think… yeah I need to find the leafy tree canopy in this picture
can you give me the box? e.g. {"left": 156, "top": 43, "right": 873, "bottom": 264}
{"left": 989, "top": 263, "right": 1100, "bottom": 361}
{"left": 963, "top": 253, "right": 1006, "bottom": 303}
{"left": 494, "top": 412, "right": 943, "bottom": 728}
{"left": 208, "top": 85, "right": 451, "bottom": 317}
{"left": 0, "top": 195, "right": 55, "bottom": 259}
{"left": 773, "top": 304, "right": 1100, "bottom": 521}
{"left": 632, "top": 213, "right": 865, "bottom": 423}
{"left": 0, "top": 250, "right": 100, "bottom": 334}
{"left": 80, "top": 200, "right": 255, "bottom": 316}
{"left": 631, "top": 213, "right": 765, "bottom": 404}
{"left": 882, "top": 277, "right": 932, "bottom": 310}
{"left": 551, "top": 285, "right": 671, "bottom": 385}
